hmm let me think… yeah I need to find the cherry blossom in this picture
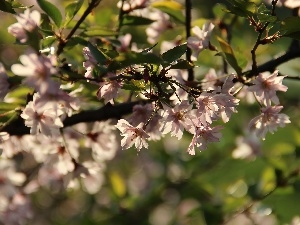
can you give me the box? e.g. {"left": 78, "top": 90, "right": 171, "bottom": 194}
{"left": 195, "top": 91, "right": 219, "bottom": 126}
{"left": 160, "top": 101, "right": 194, "bottom": 140}
{"left": 85, "top": 121, "right": 118, "bottom": 162}
{"left": 0, "top": 63, "right": 9, "bottom": 100}
{"left": 187, "top": 125, "right": 223, "bottom": 155}
{"left": 7, "top": 9, "right": 40, "bottom": 43}
{"left": 97, "top": 73, "right": 123, "bottom": 104}
{"left": 117, "top": 33, "right": 132, "bottom": 52}
{"left": 11, "top": 49, "right": 58, "bottom": 94}
{"left": 187, "top": 22, "right": 215, "bottom": 61}
{"left": 20, "top": 93, "right": 64, "bottom": 137}
{"left": 115, "top": 119, "right": 149, "bottom": 151}
{"left": 249, "top": 105, "right": 291, "bottom": 140}
{"left": 83, "top": 46, "right": 98, "bottom": 80}
{"left": 127, "top": 103, "right": 162, "bottom": 140}
{"left": 117, "top": 0, "right": 150, "bottom": 12}
{"left": 248, "top": 70, "right": 287, "bottom": 106}
{"left": 146, "top": 10, "right": 172, "bottom": 44}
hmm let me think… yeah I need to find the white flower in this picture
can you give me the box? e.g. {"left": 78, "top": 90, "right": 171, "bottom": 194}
{"left": 7, "top": 9, "right": 40, "bottom": 43}
{"left": 97, "top": 75, "right": 122, "bottom": 104}
{"left": 83, "top": 47, "right": 97, "bottom": 80}
{"left": 11, "top": 49, "right": 57, "bottom": 94}
{"left": 187, "top": 22, "right": 215, "bottom": 61}
{"left": 85, "top": 121, "right": 118, "bottom": 162}
{"left": 248, "top": 70, "right": 287, "bottom": 106}
{"left": 146, "top": 10, "right": 172, "bottom": 44}
{"left": 116, "top": 119, "right": 149, "bottom": 151}
{"left": 160, "top": 101, "right": 194, "bottom": 140}
{"left": 21, "top": 93, "right": 64, "bottom": 137}
{"left": 249, "top": 105, "right": 291, "bottom": 140}
{"left": 187, "top": 125, "right": 223, "bottom": 155}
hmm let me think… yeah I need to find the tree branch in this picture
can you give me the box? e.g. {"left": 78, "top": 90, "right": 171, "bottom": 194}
{"left": 3, "top": 100, "right": 148, "bottom": 136}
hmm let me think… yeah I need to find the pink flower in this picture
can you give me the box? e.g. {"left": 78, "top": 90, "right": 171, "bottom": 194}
{"left": 83, "top": 47, "right": 97, "bottom": 80}
{"left": 195, "top": 91, "right": 219, "bottom": 125}
{"left": 249, "top": 105, "right": 291, "bottom": 140}
{"left": 187, "top": 125, "right": 223, "bottom": 155}
{"left": 128, "top": 103, "right": 162, "bottom": 140}
{"left": 115, "top": 119, "right": 149, "bottom": 151}
{"left": 11, "top": 49, "right": 57, "bottom": 94}
{"left": 117, "top": 0, "right": 149, "bottom": 11}
{"left": 160, "top": 101, "right": 194, "bottom": 140}
{"left": 20, "top": 93, "right": 64, "bottom": 137}
{"left": 146, "top": 10, "right": 172, "bottom": 44}
{"left": 0, "top": 63, "right": 9, "bottom": 100}
{"left": 117, "top": 34, "right": 132, "bottom": 52}
{"left": 187, "top": 22, "right": 215, "bottom": 61}
{"left": 264, "top": 0, "right": 300, "bottom": 8}
{"left": 97, "top": 73, "right": 122, "bottom": 104}
{"left": 7, "top": 9, "right": 40, "bottom": 43}
{"left": 248, "top": 70, "right": 287, "bottom": 106}
{"left": 85, "top": 121, "right": 118, "bottom": 162}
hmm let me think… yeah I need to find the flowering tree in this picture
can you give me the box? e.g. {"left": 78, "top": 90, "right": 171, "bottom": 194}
{"left": 0, "top": 0, "right": 300, "bottom": 224}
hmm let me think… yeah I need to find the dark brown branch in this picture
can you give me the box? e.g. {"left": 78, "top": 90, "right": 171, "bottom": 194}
{"left": 185, "top": 0, "right": 194, "bottom": 81}
{"left": 56, "top": 0, "right": 102, "bottom": 56}
{"left": 3, "top": 100, "right": 148, "bottom": 136}
{"left": 245, "top": 40, "right": 300, "bottom": 77}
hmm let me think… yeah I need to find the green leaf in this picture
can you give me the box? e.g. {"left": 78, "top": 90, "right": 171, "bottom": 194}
{"left": 169, "top": 59, "right": 194, "bottom": 70}
{"left": 263, "top": 191, "right": 300, "bottom": 223}
{"left": 0, "top": 102, "right": 19, "bottom": 112}
{"left": 257, "top": 3, "right": 277, "bottom": 23}
{"left": 122, "top": 15, "right": 154, "bottom": 26}
{"left": 64, "top": 0, "right": 84, "bottom": 27}
{"left": 280, "top": 17, "right": 300, "bottom": 40}
{"left": 224, "top": 0, "right": 257, "bottom": 17}
{"left": 108, "top": 51, "right": 163, "bottom": 71}
{"left": 65, "top": 36, "right": 88, "bottom": 48}
{"left": 37, "top": 0, "right": 62, "bottom": 27}
{"left": 0, "top": 1, "right": 16, "bottom": 13}
{"left": 82, "top": 28, "right": 118, "bottom": 37}
{"left": 122, "top": 81, "right": 145, "bottom": 91}
{"left": 217, "top": 36, "right": 242, "bottom": 75}
{"left": 161, "top": 44, "right": 187, "bottom": 66}
{"left": 153, "top": 6, "right": 185, "bottom": 24}
{"left": 87, "top": 42, "right": 108, "bottom": 64}
{"left": 151, "top": 0, "right": 183, "bottom": 10}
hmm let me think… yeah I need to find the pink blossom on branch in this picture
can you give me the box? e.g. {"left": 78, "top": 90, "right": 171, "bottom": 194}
{"left": 248, "top": 70, "right": 287, "bottom": 106}
{"left": 20, "top": 93, "right": 64, "bottom": 137}
{"left": 7, "top": 9, "right": 40, "bottom": 43}
{"left": 187, "top": 22, "right": 215, "bottom": 61}
{"left": 11, "top": 49, "right": 58, "bottom": 94}
{"left": 115, "top": 119, "right": 149, "bottom": 151}
{"left": 159, "top": 100, "right": 195, "bottom": 140}
{"left": 249, "top": 105, "right": 291, "bottom": 140}
{"left": 187, "top": 125, "right": 223, "bottom": 155}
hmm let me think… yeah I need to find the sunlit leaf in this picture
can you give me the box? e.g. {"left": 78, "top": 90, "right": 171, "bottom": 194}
{"left": 161, "top": 43, "right": 187, "bottom": 66}
{"left": 37, "top": 0, "right": 62, "bottom": 27}
{"left": 64, "top": 0, "right": 84, "bottom": 27}
{"left": 217, "top": 36, "right": 242, "bottom": 75}
{"left": 169, "top": 59, "right": 194, "bottom": 69}
{"left": 87, "top": 42, "right": 109, "bottom": 64}
{"left": 151, "top": 0, "right": 183, "bottom": 10}
{"left": 280, "top": 17, "right": 300, "bottom": 40}
{"left": 224, "top": 0, "right": 257, "bottom": 17}
{"left": 122, "top": 15, "right": 154, "bottom": 26}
